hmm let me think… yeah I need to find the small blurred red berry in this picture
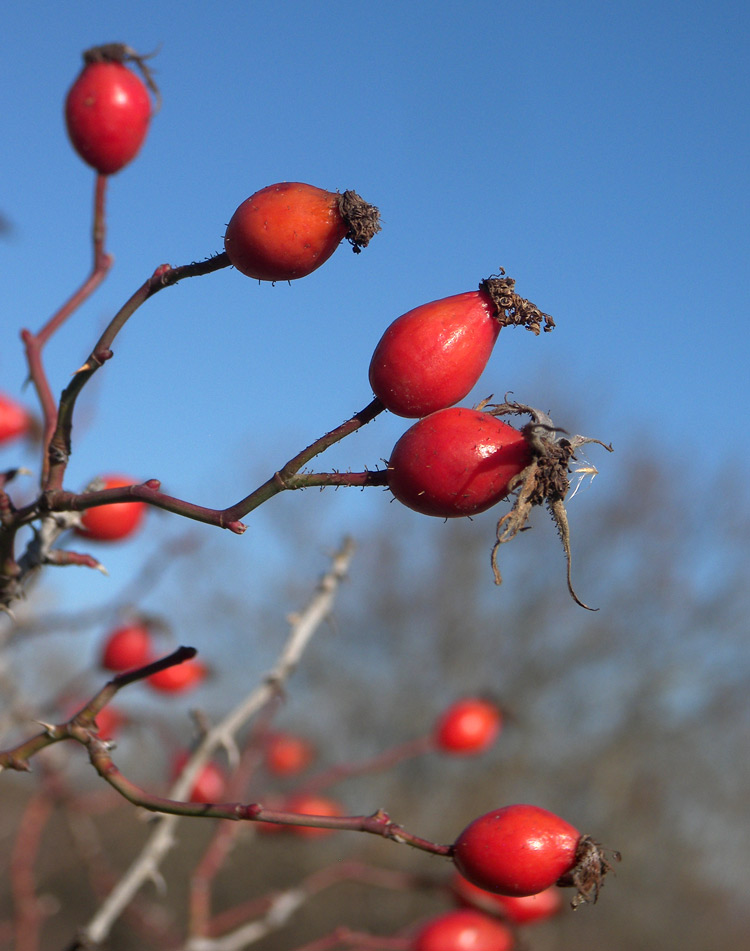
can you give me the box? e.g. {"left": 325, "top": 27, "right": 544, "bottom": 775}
{"left": 101, "top": 622, "right": 153, "bottom": 671}
{"left": 265, "top": 732, "right": 315, "bottom": 776}
{"left": 75, "top": 474, "right": 146, "bottom": 542}
{"left": 172, "top": 751, "right": 226, "bottom": 804}
{"left": 435, "top": 698, "right": 502, "bottom": 755}
{"left": 284, "top": 794, "right": 343, "bottom": 839}
{"left": 452, "top": 872, "right": 562, "bottom": 924}
{"left": 147, "top": 658, "right": 207, "bottom": 693}
{"left": 0, "top": 393, "right": 30, "bottom": 445}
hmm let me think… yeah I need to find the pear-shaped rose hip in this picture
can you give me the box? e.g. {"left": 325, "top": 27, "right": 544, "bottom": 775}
{"left": 369, "top": 273, "right": 554, "bottom": 418}
{"left": 224, "top": 182, "right": 380, "bottom": 282}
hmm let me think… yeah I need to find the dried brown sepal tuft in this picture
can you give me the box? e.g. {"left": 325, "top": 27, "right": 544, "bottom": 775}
{"left": 483, "top": 399, "right": 612, "bottom": 610}
{"left": 481, "top": 269, "right": 555, "bottom": 335}
{"left": 338, "top": 190, "right": 382, "bottom": 253}
{"left": 557, "top": 834, "right": 621, "bottom": 908}
{"left": 81, "top": 43, "right": 161, "bottom": 112}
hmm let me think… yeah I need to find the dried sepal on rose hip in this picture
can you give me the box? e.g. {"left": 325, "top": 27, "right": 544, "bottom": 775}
{"left": 386, "top": 400, "right": 610, "bottom": 608}
{"left": 369, "top": 269, "right": 554, "bottom": 418}
{"left": 480, "top": 399, "right": 613, "bottom": 611}
{"left": 451, "top": 804, "right": 619, "bottom": 909}
{"left": 224, "top": 182, "right": 381, "bottom": 282}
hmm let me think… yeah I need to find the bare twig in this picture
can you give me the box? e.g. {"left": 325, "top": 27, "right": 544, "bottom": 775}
{"left": 187, "top": 862, "right": 428, "bottom": 951}
{"left": 10, "top": 790, "right": 55, "bottom": 951}
{"left": 21, "top": 175, "right": 113, "bottom": 484}
{"left": 72, "top": 539, "right": 356, "bottom": 948}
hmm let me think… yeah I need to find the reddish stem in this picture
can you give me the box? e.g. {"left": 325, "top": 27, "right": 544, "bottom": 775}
{"left": 44, "top": 255, "right": 230, "bottom": 490}
{"left": 188, "top": 724, "right": 272, "bottom": 938}
{"left": 0, "top": 647, "right": 197, "bottom": 770}
{"left": 24, "top": 400, "right": 386, "bottom": 534}
{"left": 300, "top": 735, "right": 435, "bottom": 795}
{"left": 88, "top": 746, "right": 454, "bottom": 855}
{"left": 208, "top": 862, "right": 435, "bottom": 939}
{"left": 10, "top": 790, "right": 55, "bottom": 951}
{"left": 22, "top": 175, "right": 113, "bottom": 485}
{"left": 294, "top": 928, "right": 409, "bottom": 951}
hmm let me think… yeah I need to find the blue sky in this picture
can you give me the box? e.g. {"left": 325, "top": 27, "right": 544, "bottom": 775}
{"left": 2, "top": 0, "right": 748, "bottom": 613}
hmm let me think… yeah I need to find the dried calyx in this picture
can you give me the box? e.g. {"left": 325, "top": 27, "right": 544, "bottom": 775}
{"left": 557, "top": 835, "right": 621, "bottom": 908}
{"left": 81, "top": 43, "right": 161, "bottom": 111}
{"left": 481, "top": 269, "right": 555, "bottom": 335}
{"left": 338, "top": 190, "right": 382, "bottom": 253}
{"left": 479, "top": 398, "right": 613, "bottom": 611}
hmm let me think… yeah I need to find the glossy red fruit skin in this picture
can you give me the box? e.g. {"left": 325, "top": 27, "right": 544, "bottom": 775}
{"left": 75, "top": 475, "right": 146, "bottom": 542}
{"left": 452, "top": 873, "right": 562, "bottom": 925}
{"left": 265, "top": 732, "right": 315, "bottom": 776}
{"left": 435, "top": 699, "right": 502, "bottom": 755}
{"left": 453, "top": 805, "right": 580, "bottom": 897}
{"left": 0, "top": 393, "right": 30, "bottom": 444}
{"left": 147, "top": 659, "right": 207, "bottom": 693}
{"left": 387, "top": 408, "right": 531, "bottom": 518}
{"left": 224, "top": 182, "right": 348, "bottom": 281}
{"left": 172, "top": 752, "right": 226, "bottom": 804}
{"left": 101, "top": 623, "right": 152, "bottom": 671}
{"left": 369, "top": 290, "right": 500, "bottom": 418}
{"left": 284, "top": 794, "right": 343, "bottom": 839}
{"left": 412, "top": 909, "right": 514, "bottom": 951}
{"left": 65, "top": 61, "right": 151, "bottom": 174}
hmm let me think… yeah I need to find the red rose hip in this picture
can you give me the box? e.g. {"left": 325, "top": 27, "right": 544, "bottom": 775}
{"left": 412, "top": 909, "right": 514, "bottom": 951}
{"left": 101, "top": 622, "right": 153, "bottom": 671}
{"left": 147, "top": 658, "right": 207, "bottom": 693}
{"left": 0, "top": 393, "right": 30, "bottom": 444}
{"left": 265, "top": 732, "right": 315, "bottom": 776}
{"left": 387, "top": 408, "right": 531, "bottom": 518}
{"left": 172, "top": 751, "right": 226, "bottom": 804}
{"left": 452, "top": 804, "right": 580, "bottom": 897}
{"left": 284, "top": 794, "right": 344, "bottom": 839}
{"left": 75, "top": 474, "right": 147, "bottom": 542}
{"left": 370, "top": 290, "right": 501, "bottom": 418}
{"left": 65, "top": 47, "right": 153, "bottom": 174}
{"left": 224, "top": 182, "right": 380, "bottom": 282}
{"left": 435, "top": 698, "right": 502, "bottom": 755}
{"left": 369, "top": 273, "right": 554, "bottom": 419}
{"left": 452, "top": 872, "right": 562, "bottom": 924}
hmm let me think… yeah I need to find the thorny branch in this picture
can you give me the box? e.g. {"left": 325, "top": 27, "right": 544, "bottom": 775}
{"left": 65, "top": 539, "right": 358, "bottom": 949}
{"left": 0, "top": 398, "right": 384, "bottom": 611}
